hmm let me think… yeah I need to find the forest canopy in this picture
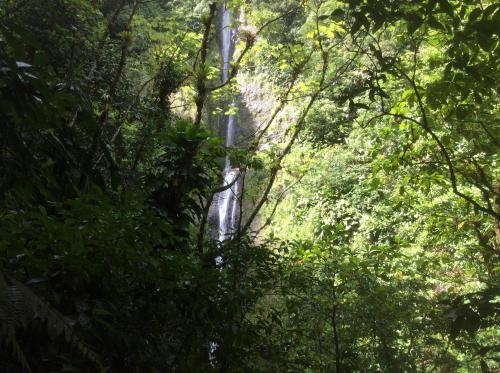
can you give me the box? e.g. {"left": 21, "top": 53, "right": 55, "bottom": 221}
{"left": 0, "top": 0, "right": 499, "bottom": 371}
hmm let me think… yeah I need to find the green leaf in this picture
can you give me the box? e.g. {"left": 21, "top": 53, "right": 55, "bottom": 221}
{"left": 484, "top": 3, "right": 500, "bottom": 18}
{"left": 351, "top": 17, "right": 363, "bottom": 35}
{"left": 438, "top": 0, "right": 454, "bottom": 17}
{"left": 475, "top": 19, "right": 500, "bottom": 35}
{"left": 368, "top": 11, "right": 385, "bottom": 32}
{"left": 354, "top": 102, "right": 369, "bottom": 110}
{"left": 477, "top": 33, "right": 495, "bottom": 51}
{"left": 426, "top": 0, "right": 438, "bottom": 12}
{"left": 468, "top": 8, "right": 482, "bottom": 22}
{"left": 331, "top": 9, "right": 345, "bottom": 20}
{"left": 428, "top": 15, "right": 444, "bottom": 30}
{"left": 406, "top": 13, "right": 424, "bottom": 34}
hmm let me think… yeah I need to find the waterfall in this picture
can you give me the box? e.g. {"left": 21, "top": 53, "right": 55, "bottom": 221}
{"left": 208, "top": 4, "right": 241, "bottom": 362}
{"left": 216, "top": 3, "right": 240, "bottom": 242}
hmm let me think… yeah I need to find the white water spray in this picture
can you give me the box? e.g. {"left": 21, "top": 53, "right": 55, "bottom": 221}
{"left": 216, "top": 4, "right": 240, "bottom": 242}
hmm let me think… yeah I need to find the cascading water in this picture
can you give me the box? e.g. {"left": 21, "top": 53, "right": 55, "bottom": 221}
{"left": 209, "top": 3, "right": 241, "bottom": 362}
{"left": 215, "top": 3, "right": 240, "bottom": 242}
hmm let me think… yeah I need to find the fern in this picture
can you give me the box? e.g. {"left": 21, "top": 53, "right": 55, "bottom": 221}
{"left": 0, "top": 271, "right": 101, "bottom": 371}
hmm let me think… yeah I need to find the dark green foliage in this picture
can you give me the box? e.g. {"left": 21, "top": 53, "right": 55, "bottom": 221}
{"left": 0, "top": 0, "right": 499, "bottom": 371}
{"left": 0, "top": 271, "right": 100, "bottom": 372}
{"left": 0, "top": 1, "right": 278, "bottom": 371}
{"left": 0, "top": 191, "right": 280, "bottom": 371}
{"left": 444, "top": 287, "right": 500, "bottom": 339}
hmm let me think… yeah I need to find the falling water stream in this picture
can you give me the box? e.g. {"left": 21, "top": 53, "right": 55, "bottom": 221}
{"left": 216, "top": 3, "right": 240, "bottom": 242}
{"left": 209, "top": 3, "right": 240, "bottom": 363}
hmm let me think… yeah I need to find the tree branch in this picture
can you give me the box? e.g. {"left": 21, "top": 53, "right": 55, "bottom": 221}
{"left": 238, "top": 51, "right": 329, "bottom": 237}
{"left": 395, "top": 66, "right": 499, "bottom": 220}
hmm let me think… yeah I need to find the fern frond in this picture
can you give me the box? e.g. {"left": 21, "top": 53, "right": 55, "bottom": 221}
{"left": 0, "top": 271, "right": 101, "bottom": 370}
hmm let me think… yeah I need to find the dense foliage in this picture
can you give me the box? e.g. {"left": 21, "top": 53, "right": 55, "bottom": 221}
{"left": 0, "top": 0, "right": 498, "bottom": 372}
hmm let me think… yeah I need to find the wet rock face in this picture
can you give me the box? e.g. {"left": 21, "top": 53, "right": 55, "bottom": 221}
{"left": 238, "top": 73, "right": 300, "bottom": 146}
{"left": 239, "top": 77, "right": 276, "bottom": 126}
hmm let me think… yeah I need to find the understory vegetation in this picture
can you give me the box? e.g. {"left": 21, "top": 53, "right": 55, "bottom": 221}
{"left": 0, "top": 0, "right": 499, "bottom": 371}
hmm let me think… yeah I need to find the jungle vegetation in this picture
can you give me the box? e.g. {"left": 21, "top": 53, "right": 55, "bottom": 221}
{"left": 0, "top": 0, "right": 499, "bottom": 371}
